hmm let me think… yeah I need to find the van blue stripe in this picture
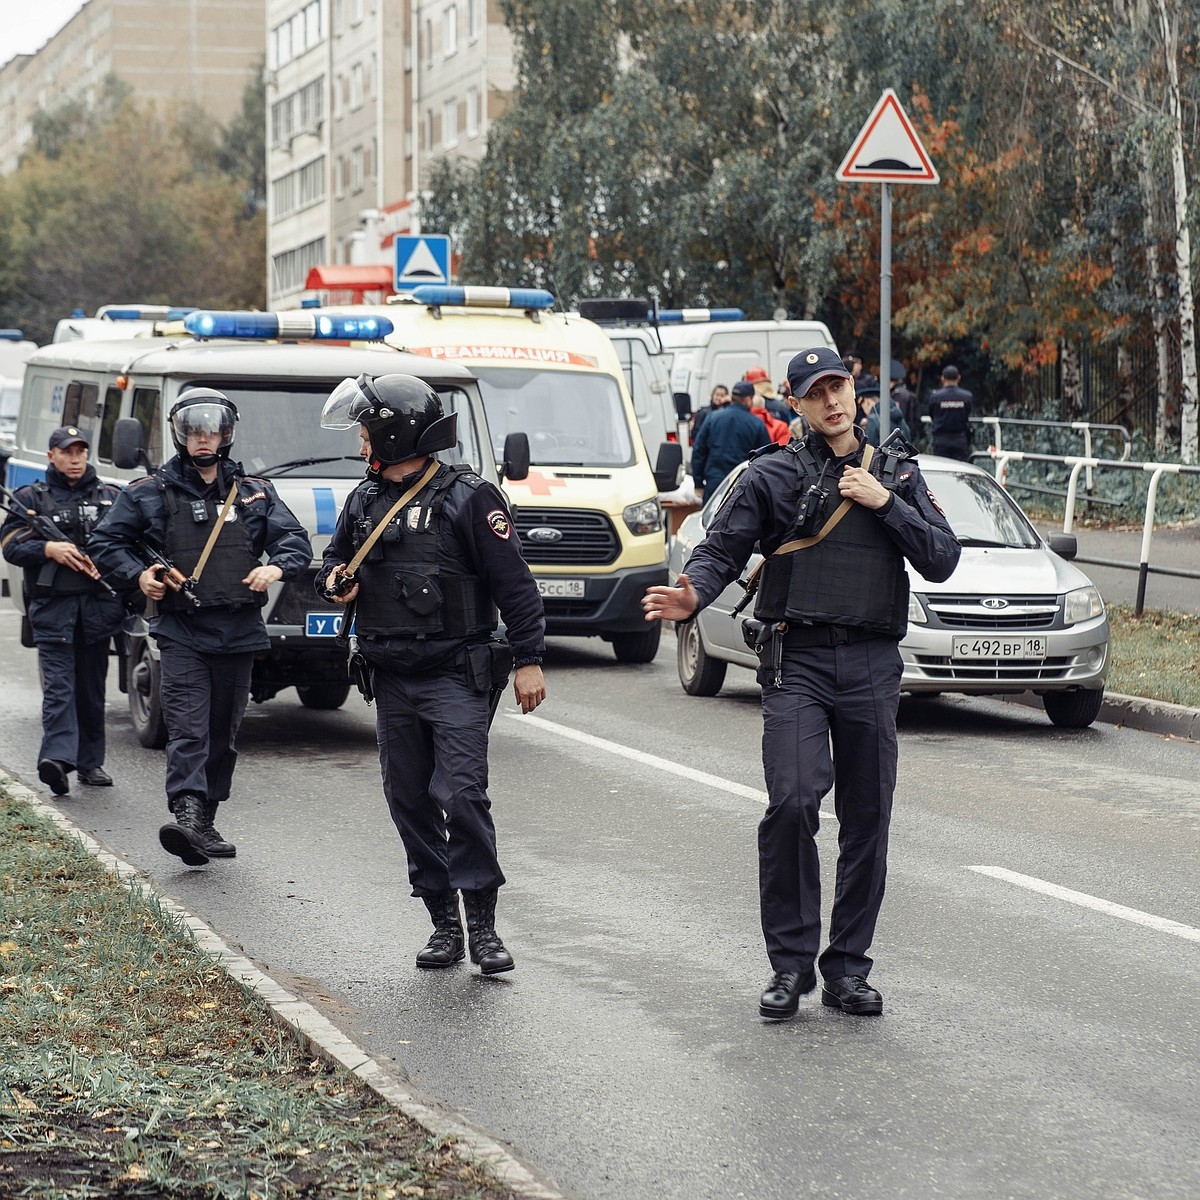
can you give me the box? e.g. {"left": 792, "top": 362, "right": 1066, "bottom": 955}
{"left": 3, "top": 462, "right": 44, "bottom": 490}
{"left": 313, "top": 487, "right": 337, "bottom": 534}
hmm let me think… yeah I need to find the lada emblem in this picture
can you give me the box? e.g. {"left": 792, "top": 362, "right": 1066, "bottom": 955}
{"left": 981, "top": 597, "right": 1008, "bottom": 609}
{"left": 527, "top": 526, "right": 564, "bottom": 544}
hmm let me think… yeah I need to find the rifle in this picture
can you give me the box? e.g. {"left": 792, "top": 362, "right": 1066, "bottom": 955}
{"left": 0, "top": 482, "right": 117, "bottom": 597}
{"left": 136, "top": 540, "right": 201, "bottom": 607}
{"left": 335, "top": 598, "right": 374, "bottom": 705}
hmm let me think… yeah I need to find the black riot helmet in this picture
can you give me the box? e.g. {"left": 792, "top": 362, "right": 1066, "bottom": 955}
{"left": 321, "top": 373, "right": 457, "bottom": 470}
{"left": 168, "top": 389, "right": 238, "bottom": 468}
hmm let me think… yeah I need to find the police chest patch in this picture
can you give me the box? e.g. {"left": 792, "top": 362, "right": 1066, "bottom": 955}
{"left": 487, "top": 509, "right": 511, "bottom": 539}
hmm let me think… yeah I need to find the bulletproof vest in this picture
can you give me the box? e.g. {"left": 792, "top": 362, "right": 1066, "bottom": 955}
{"left": 351, "top": 463, "right": 495, "bottom": 640}
{"left": 158, "top": 473, "right": 265, "bottom": 611}
{"left": 25, "top": 479, "right": 115, "bottom": 598}
{"left": 755, "top": 444, "right": 909, "bottom": 637}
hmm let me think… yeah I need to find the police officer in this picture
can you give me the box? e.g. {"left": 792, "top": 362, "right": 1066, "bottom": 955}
{"left": 928, "top": 365, "right": 974, "bottom": 461}
{"left": 89, "top": 390, "right": 312, "bottom": 865}
{"left": 1, "top": 427, "right": 126, "bottom": 796}
{"left": 316, "top": 374, "right": 546, "bottom": 976}
{"left": 642, "top": 347, "right": 961, "bottom": 1020}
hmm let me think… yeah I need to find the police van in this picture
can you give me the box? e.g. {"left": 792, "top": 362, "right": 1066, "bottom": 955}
{"left": 319, "top": 286, "right": 683, "bottom": 663}
{"left": 4, "top": 309, "right": 525, "bottom": 745}
{"left": 51, "top": 304, "right": 197, "bottom": 344}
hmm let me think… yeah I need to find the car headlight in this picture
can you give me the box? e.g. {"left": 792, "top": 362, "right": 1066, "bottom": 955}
{"left": 1063, "top": 585, "right": 1104, "bottom": 626}
{"left": 623, "top": 496, "right": 664, "bottom": 536}
{"left": 908, "top": 592, "right": 928, "bottom": 624}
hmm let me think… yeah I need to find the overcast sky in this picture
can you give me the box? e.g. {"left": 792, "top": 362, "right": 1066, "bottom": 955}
{"left": 1, "top": 1, "right": 89, "bottom": 69}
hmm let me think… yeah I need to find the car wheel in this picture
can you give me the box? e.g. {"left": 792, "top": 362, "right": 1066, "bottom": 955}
{"left": 676, "top": 618, "right": 727, "bottom": 696}
{"left": 1042, "top": 688, "right": 1103, "bottom": 729}
{"left": 296, "top": 682, "right": 352, "bottom": 710}
{"left": 610, "top": 624, "right": 661, "bottom": 664}
{"left": 129, "top": 639, "right": 168, "bottom": 749}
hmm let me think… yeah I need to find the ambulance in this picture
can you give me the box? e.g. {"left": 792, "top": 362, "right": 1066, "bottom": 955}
{"left": 321, "top": 286, "right": 683, "bottom": 663}
{"left": 5, "top": 309, "right": 522, "bottom": 745}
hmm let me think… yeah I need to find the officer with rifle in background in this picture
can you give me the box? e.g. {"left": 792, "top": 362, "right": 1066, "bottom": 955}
{"left": 89, "top": 391, "right": 311, "bottom": 865}
{"left": 1, "top": 426, "right": 127, "bottom": 797}
{"left": 642, "top": 347, "right": 961, "bottom": 1022}
{"left": 316, "top": 374, "right": 546, "bottom": 977}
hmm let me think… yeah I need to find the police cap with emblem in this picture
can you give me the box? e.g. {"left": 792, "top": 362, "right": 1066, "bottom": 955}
{"left": 48, "top": 426, "right": 89, "bottom": 450}
{"left": 786, "top": 347, "right": 854, "bottom": 398}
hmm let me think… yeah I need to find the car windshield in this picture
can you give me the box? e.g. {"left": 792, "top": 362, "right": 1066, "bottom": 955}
{"left": 181, "top": 382, "right": 483, "bottom": 478}
{"left": 927, "top": 468, "right": 1041, "bottom": 548}
{"left": 475, "top": 367, "right": 635, "bottom": 468}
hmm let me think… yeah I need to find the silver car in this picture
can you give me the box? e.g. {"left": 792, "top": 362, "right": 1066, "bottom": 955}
{"left": 669, "top": 454, "right": 1110, "bottom": 728}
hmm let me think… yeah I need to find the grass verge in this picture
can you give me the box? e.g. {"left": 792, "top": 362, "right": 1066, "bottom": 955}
{"left": 1106, "top": 604, "right": 1200, "bottom": 708}
{"left": 0, "top": 784, "right": 513, "bottom": 1200}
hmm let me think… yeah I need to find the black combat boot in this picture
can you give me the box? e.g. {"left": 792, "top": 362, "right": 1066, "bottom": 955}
{"left": 462, "top": 888, "right": 514, "bottom": 975}
{"left": 198, "top": 801, "right": 237, "bottom": 859}
{"left": 415, "top": 891, "right": 465, "bottom": 969}
{"left": 158, "top": 794, "right": 211, "bottom": 866}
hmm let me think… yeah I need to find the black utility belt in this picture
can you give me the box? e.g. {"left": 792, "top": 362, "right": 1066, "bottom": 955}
{"left": 783, "top": 622, "right": 881, "bottom": 647}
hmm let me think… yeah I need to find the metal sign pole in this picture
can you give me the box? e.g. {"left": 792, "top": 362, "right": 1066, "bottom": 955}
{"left": 879, "top": 181, "right": 892, "bottom": 443}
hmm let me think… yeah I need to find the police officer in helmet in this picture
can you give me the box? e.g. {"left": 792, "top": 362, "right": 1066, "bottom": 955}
{"left": 90, "top": 388, "right": 312, "bottom": 864}
{"left": 643, "top": 347, "right": 961, "bottom": 1020}
{"left": 317, "top": 373, "right": 546, "bottom": 976}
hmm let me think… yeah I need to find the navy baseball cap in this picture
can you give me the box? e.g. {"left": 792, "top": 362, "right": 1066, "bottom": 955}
{"left": 730, "top": 380, "right": 756, "bottom": 399}
{"left": 787, "top": 347, "right": 853, "bottom": 397}
{"left": 48, "top": 426, "right": 89, "bottom": 450}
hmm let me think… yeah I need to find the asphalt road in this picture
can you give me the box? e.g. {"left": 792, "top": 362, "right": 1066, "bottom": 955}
{"left": 1, "top": 611, "right": 1199, "bottom": 1200}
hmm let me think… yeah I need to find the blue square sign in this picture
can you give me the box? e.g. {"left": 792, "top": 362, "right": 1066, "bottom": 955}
{"left": 394, "top": 235, "right": 451, "bottom": 291}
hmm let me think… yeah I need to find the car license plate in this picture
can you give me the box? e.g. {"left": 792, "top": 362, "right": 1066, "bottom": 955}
{"left": 536, "top": 578, "right": 585, "bottom": 599}
{"left": 952, "top": 636, "right": 1047, "bottom": 660}
{"left": 306, "top": 612, "right": 346, "bottom": 638}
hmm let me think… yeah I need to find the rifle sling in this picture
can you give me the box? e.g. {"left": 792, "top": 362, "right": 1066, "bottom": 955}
{"left": 344, "top": 460, "right": 442, "bottom": 578}
{"left": 191, "top": 481, "right": 241, "bottom": 583}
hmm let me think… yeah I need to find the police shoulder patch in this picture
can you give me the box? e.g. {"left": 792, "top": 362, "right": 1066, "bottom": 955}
{"left": 925, "top": 488, "right": 945, "bottom": 515}
{"left": 486, "top": 509, "right": 511, "bottom": 539}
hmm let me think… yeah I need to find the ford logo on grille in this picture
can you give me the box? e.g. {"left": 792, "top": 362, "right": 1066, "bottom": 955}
{"left": 981, "top": 597, "right": 1008, "bottom": 609}
{"left": 527, "top": 526, "right": 564, "bottom": 544}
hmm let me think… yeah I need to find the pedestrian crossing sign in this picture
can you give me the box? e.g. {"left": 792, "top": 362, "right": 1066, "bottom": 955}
{"left": 394, "top": 235, "right": 452, "bottom": 291}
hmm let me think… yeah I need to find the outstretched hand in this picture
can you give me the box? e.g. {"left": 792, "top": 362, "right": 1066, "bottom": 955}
{"left": 641, "top": 574, "right": 699, "bottom": 623}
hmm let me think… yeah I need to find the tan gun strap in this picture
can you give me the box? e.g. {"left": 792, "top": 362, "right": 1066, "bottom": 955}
{"left": 191, "top": 481, "right": 241, "bottom": 583}
{"left": 344, "top": 460, "right": 442, "bottom": 577}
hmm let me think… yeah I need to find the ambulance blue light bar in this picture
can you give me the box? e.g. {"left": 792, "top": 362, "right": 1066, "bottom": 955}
{"left": 184, "top": 311, "right": 394, "bottom": 340}
{"left": 412, "top": 285, "right": 555, "bottom": 311}
{"left": 0, "top": 329, "right": 25, "bottom": 341}
{"left": 655, "top": 308, "right": 745, "bottom": 323}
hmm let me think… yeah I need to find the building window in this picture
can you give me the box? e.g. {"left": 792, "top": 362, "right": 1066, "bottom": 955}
{"left": 371, "top": 52, "right": 378, "bottom": 98}
{"left": 351, "top": 0, "right": 364, "bottom": 24}
{"left": 371, "top": 136, "right": 378, "bottom": 178}
{"left": 466, "top": 86, "right": 480, "bottom": 138}
{"left": 425, "top": 19, "right": 434, "bottom": 66}
{"left": 350, "top": 64, "right": 364, "bottom": 110}
{"left": 335, "top": 156, "right": 345, "bottom": 199}
{"left": 467, "top": 0, "right": 480, "bottom": 40}
{"left": 443, "top": 5, "right": 458, "bottom": 56}
{"left": 272, "top": 237, "right": 327, "bottom": 296}
{"left": 425, "top": 109, "right": 434, "bottom": 152}
{"left": 443, "top": 99, "right": 457, "bottom": 148}
{"left": 351, "top": 146, "right": 364, "bottom": 193}
{"left": 270, "top": 1, "right": 323, "bottom": 69}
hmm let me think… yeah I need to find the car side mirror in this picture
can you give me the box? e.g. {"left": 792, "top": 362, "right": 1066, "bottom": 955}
{"left": 1047, "top": 532, "right": 1077, "bottom": 560}
{"left": 501, "top": 431, "right": 530, "bottom": 482}
{"left": 653, "top": 441, "right": 684, "bottom": 492}
{"left": 112, "top": 418, "right": 154, "bottom": 472}
{"left": 673, "top": 391, "right": 692, "bottom": 419}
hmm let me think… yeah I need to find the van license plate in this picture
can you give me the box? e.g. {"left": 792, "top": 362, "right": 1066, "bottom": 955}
{"left": 306, "top": 612, "right": 345, "bottom": 638}
{"left": 952, "top": 636, "right": 1047, "bottom": 660}
{"left": 536, "top": 579, "right": 585, "bottom": 599}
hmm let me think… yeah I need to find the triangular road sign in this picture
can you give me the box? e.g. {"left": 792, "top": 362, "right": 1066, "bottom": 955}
{"left": 836, "top": 89, "right": 939, "bottom": 185}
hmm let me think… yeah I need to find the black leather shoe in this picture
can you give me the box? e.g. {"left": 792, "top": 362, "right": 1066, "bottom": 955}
{"left": 77, "top": 767, "right": 113, "bottom": 787}
{"left": 38, "top": 759, "right": 70, "bottom": 796}
{"left": 759, "top": 968, "right": 817, "bottom": 1020}
{"left": 821, "top": 975, "right": 884, "bottom": 1015}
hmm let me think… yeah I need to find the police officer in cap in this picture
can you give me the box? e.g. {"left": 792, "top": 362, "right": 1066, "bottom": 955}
{"left": 90, "top": 390, "right": 312, "bottom": 864}
{"left": 1, "top": 426, "right": 126, "bottom": 796}
{"left": 642, "top": 347, "right": 961, "bottom": 1020}
{"left": 316, "top": 374, "right": 546, "bottom": 976}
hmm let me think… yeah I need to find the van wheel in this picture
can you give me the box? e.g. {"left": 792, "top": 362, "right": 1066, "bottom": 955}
{"left": 296, "top": 682, "right": 352, "bottom": 710}
{"left": 129, "top": 641, "right": 168, "bottom": 748}
{"left": 610, "top": 625, "right": 661, "bottom": 664}
{"left": 1042, "top": 689, "right": 1103, "bottom": 729}
{"left": 676, "top": 619, "right": 726, "bottom": 696}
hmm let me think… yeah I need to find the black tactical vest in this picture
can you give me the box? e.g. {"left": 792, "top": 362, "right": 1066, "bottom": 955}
{"left": 25, "top": 480, "right": 115, "bottom": 598}
{"left": 351, "top": 464, "right": 495, "bottom": 640}
{"left": 159, "top": 474, "right": 266, "bottom": 611}
{"left": 755, "top": 444, "right": 909, "bottom": 637}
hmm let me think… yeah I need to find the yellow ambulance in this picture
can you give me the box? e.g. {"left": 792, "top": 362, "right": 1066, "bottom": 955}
{"left": 325, "top": 286, "right": 682, "bottom": 663}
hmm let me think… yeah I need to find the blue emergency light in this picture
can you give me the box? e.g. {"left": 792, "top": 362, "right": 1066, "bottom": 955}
{"left": 412, "top": 285, "right": 556, "bottom": 311}
{"left": 0, "top": 329, "right": 25, "bottom": 341}
{"left": 655, "top": 308, "right": 745, "bottom": 323}
{"left": 184, "top": 310, "right": 394, "bottom": 341}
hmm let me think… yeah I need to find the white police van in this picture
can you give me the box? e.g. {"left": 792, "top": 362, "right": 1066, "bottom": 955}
{"left": 5, "top": 309, "right": 525, "bottom": 746}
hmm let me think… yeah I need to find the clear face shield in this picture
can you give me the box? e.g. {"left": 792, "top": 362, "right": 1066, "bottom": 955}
{"left": 320, "top": 376, "right": 377, "bottom": 430}
{"left": 170, "top": 402, "right": 236, "bottom": 451}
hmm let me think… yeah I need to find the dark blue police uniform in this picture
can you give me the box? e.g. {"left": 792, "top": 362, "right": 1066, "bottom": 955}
{"left": 680, "top": 430, "right": 960, "bottom": 1001}
{"left": 928, "top": 382, "right": 974, "bottom": 461}
{"left": 90, "top": 456, "right": 312, "bottom": 817}
{"left": 1, "top": 464, "right": 125, "bottom": 790}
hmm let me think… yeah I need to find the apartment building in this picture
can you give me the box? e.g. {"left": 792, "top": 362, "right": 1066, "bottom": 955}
{"left": 0, "top": 0, "right": 265, "bottom": 176}
{"left": 266, "top": 0, "right": 515, "bottom": 309}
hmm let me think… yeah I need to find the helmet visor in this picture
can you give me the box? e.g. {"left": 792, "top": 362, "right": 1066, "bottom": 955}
{"left": 321, "top": 376, "right": 376, "bottom": 429}
{"left": 170, "top": 401, "right": 235, "bottom": 449}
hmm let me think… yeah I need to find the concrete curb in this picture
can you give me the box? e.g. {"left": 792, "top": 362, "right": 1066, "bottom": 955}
{"left": 0, "top": 770, "right": 569, "bottom": 1200}
{"left": 1001, "top": 690, "right": 1200, "bottom": 741}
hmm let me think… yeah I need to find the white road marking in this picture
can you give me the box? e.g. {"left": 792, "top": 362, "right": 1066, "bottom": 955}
{"left": 968, "top": 865, "right": 1200, "bottom": 943}
{"left": 505, "top": 712, "right": 837, "bottom": 819}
